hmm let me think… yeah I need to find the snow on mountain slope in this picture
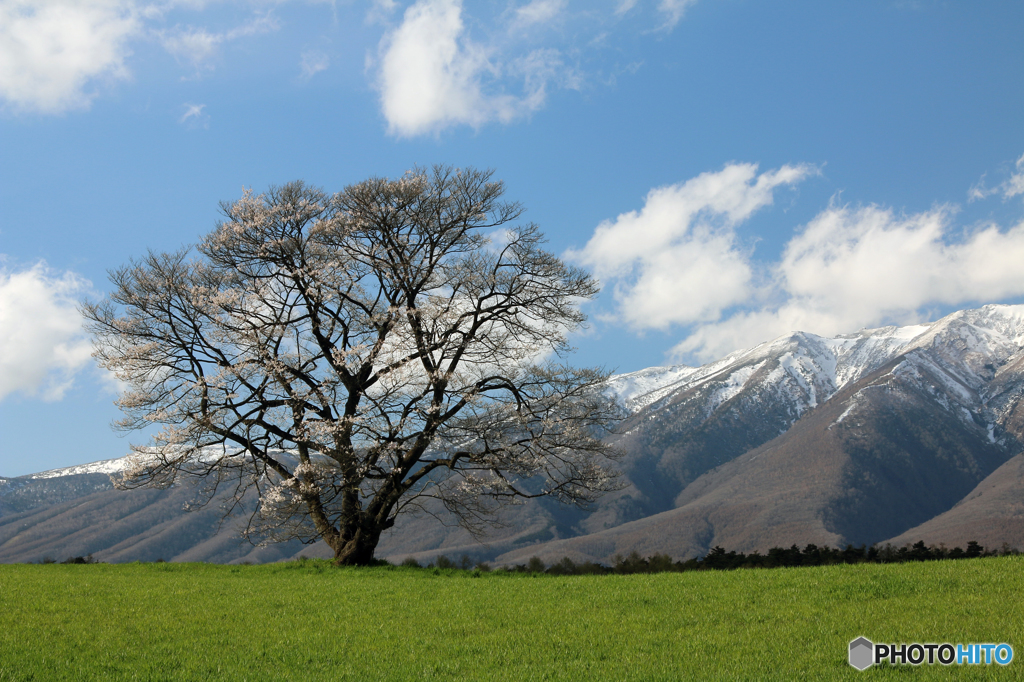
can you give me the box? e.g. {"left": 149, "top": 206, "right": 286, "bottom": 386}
{"left": 24, "top": 447, "right": 317, "bottom": 483}
{"left": 607, "top": 305, "right": 1024, "bottom": 428}
{"left": 828, "top": 306, "right": 1024, "bottom": 440}
{"left": 21, "top": 305, "right": 1024, "bottom": 483}
{"left": 30, "top": 457, "right": 132, "bottom": 479}
{"left": 605, "top": 326, "right": 921, "bottom": 420}
{"left": 604, "top": 364, "right": 699, "bottom": 410}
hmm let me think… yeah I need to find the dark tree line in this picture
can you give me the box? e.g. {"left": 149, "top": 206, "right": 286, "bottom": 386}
{"left": 413, "top": 540, "right": 1011, "bottom": 575}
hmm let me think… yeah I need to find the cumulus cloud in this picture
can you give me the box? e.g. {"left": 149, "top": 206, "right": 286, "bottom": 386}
{"left": 375, "top": 0, "right": 571, "bottom": 137}
{"left": 0, "top": 0, "right": 284, "bottom": 113}
{"left": 576, "top": 162, "right": 1024, "bottom": 364}
{"left": 0, "top": 262, "right": 93, "bottom": 401}
{"left": 0, "top": 0, "right": 140, "bottom": 112}
{"left": 568, "top": 162, "right": 817, "bottom": 330}
{"left": 671, "top": 205, "right": 1024, "bottom": 360}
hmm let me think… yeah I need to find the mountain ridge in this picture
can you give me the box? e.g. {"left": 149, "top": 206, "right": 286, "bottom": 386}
{"left": 5, "top": 303, "right": 1024, "bottom": 564}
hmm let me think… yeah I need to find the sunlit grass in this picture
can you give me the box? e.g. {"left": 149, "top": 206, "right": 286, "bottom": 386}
{"left": 1, "top": 556, "right": 1021, "bottom": 680}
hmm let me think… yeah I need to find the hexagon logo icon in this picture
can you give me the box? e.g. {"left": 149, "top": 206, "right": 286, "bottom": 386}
{"left": 849, "top": 637, "right": 874, "bottom": 670}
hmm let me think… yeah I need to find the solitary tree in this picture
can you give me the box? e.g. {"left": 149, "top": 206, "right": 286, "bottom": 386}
{"left": 84, "top": 167, "right": 622, "bottom": 565}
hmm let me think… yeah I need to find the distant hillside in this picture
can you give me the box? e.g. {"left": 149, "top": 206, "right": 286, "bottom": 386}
{"left": 883, "top": 453, "right": 1024, "bottom": 551}
{"left": 0, "top": 476, "right": 308, "bottom": 564}
{"left": 4, "top": 304, "right": 1024, "bottom": 565}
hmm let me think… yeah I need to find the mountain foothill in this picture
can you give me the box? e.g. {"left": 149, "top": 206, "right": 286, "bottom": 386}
{"left": 4, "top": 305, "right": 1024, "bottom": 566}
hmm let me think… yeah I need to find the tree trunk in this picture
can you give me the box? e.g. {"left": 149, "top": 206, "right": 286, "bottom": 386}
{"left": 331, "top": 522, "right": 385, "bottom": 566}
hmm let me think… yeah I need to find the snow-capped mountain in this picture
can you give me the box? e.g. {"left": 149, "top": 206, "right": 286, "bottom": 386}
{"left": 29, "top": 458, "right": 133, "bottom": 480}
{"left": 608, "top": 304, "right": 1024, "bottom": 420}
{"left": 606, "top": 304, "right": 1024, "bottom": 451}
{"left": 6, "top": 304, "right": 1024, "bottom": 565}
{"left": 585, "top": 305, "right": 1024, "bottom": 534}
{"left": 29, "top": 304, "right": 1024, "bottom": 487}
{"left": 491, "top": 305, "right": 1024, "bottom": 565}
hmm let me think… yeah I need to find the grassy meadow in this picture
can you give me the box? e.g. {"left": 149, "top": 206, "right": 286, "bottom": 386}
{"left": 1, "top": 556, "right": 1022, "bottom": 681}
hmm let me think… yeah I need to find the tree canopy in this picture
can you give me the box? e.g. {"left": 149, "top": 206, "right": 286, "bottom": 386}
{"left": 84, "top": 167, "right": 622, "bottom": 564}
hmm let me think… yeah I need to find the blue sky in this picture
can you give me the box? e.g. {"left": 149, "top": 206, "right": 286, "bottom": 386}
{"left": 1, "top": 0, "right": 1023, "bottom": 476}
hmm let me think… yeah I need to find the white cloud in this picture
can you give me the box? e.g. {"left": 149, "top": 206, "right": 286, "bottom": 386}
{"left": 657, "top": 0, "right": 699, "bottom": 29}
{"left": 568, "top": 162, "right": 817, "bottom": 330}
{"left": 0, "top": 262, "right": 93, "bottom": 401}
{"left": 0, "top": 0, "right": 140, "bottom": 113}
{"left": 671, "top": 207, "right": 961, "bottom": 360}
{"left": 1004, "top": 153, "right": 1024, "bottom": 200}
{"left": 179, "top": 102, "right": 204, "bottom": 121}
{"left": 0, "top": 0, "right": 283, "bottom": 113}
{"left": 671, "top": 204, "right": 1024, "bottom": 362}
{"left": 160, "top": 25, "right": 220, "bottom": 66}
{"left": 299, "top": 49, "right": 329, "bottom": 79}
{"left": 968, "top": 175, "right": 996, "bottom": 202}
{"left": 366, "top": 0, "right": 398, "bottom": 25}
{"left": 375, "top": 0, "right": 568, "bottom": 137}
{"left": 577, "top": 162, "right": 1024, "bottom": 364}
{"left": 968, "top": 152, "right": 1024, "bottom": 203}
{"left": 615, "top": 0, "right": 640, "bottom": 16}
{"left": 178, "top": 101, "right": 208, "bottom": 127}
{"left": 159, "top": 12, "right": 277, "bottom": 70}
{"left": 511, "top": 0, "right": 566, "bottom": 29}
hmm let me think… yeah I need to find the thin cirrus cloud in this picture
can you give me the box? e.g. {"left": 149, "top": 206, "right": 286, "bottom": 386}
{"left": 374, "top": 0, "right": 577, "bottom": 137}
{"left": 657, "top": 0, "right": 699, "bottom": 29}
{"left": 969, "top": 153, "right": 1024, "bottom": 202}
{"left": 0, "top": 0, "right": 140, "bottom": 113}
{"left": 179, "top": 101, "right": 207, "bottom": 127}
{"left": 510, "top": 0, "right": 566, "bottom": 29}
{"left": 573, "top": 161, "right": 1024, "bottom": 363}
{"left": 158, "top": 12, "right": 278, "bottom": 71}
{"left": 0, "top": 262, "right": 93, "bottom": 402}
{"left": 299, "top": 49, "right": 330, "bottom": 80}
{"left": 616, "top": 0, "right": 696, "bottom": 26}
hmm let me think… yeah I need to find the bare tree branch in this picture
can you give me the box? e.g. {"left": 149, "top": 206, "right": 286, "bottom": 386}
{"left": 83, "top": 167, "right": 623, "bottom": 565}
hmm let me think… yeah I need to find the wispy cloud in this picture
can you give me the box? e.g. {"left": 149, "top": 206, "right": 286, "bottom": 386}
{"left": 1005, "top": 153, "right": 1024, "bottom": 199}
{"left": 510, "top": 0, "right": 566, "bottom": 30}
{"left": 657, "top": 0, "right": 699, "bottom": 29}
{"left": 969, "top": 152, "right": 1024, "bottom": 202}
{"left": 615, "top": 0, "right": 640, "bottom": 16}
{"left": 299, "top": 49, "right": 330, "bottom": 80}
{"left": 0, "top": 261, "right": 93, "bottom": 401}
{"left": 159, "top": 12, "right": 277, "bottom": 72}
{"left": 178, "top": 101, "right": 207, "bottom": 126}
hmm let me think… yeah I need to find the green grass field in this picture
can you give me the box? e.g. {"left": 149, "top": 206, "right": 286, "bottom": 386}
{"left": 1, "top": 556, "right": 1021, "bottom": 681}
